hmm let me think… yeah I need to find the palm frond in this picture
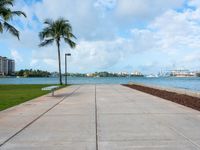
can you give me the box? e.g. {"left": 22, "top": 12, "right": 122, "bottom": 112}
{"left": 57, "top": 18, "right": 69, "bottom": 24}
{"left": 12, "top": 11, "right": 27, "bottom": 17}
{"left": 65, "top": 32, "right": 76, "bottom": 39}
{"left": 39, "top": 18, "right": 76, "bottom": 48}
{"left": 39, "top": 31, "right": 45, "bottom": 41}
{"left": 0, "top": 22, "right": 3, "bottom": 33}
{"left": 44, "top": 19, "right": 54, "bottom": 26}
{"left": 39, "top": 27, "right": 53, "bottom": 40}
{"left": 0, "top": 0, "right": 26, "bottom": 39}
{"left": 70, "top": 32, "right": 76, "bottom": 39}
{"left": 0, "top": 8, "right": 12, "bottom": 20}
{"left": 0, "top": 0, "right": 13, "bottom": 7}
{"left": 64, "top": 21, "right": 72, "bottom": 31}
{"left": 39, "top": 38, "right": 54, "bottom": 47}
{"left": 3, "top": 21, "right": 19, "bottom": 39}
{"left": 64, "top": 38, "right": 76, "bottom": 48}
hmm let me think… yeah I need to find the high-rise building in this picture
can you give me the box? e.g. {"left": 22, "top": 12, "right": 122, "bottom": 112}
{"left": 0, "top": 56, "right": 3, "bottom": 75}
{"left": 8, "top": 59, "right": 15, "bottom": 75}
{"left": 0, "top": 56, "right": 15, "bottom": 76}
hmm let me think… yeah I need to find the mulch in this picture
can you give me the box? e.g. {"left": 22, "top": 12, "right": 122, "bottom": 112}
{"left": 123, "top": 84, "right": 200, "bottom": 111}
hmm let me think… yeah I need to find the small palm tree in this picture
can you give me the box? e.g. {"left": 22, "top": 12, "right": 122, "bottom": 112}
{"left": 0, "top": 0, "right": 26, "bottom": 39}
{"left": 39, "top": 18, "right": 76, "bottom": 85}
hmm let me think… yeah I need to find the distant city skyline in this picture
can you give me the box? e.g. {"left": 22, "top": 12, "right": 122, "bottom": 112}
{"left": 13, "top": 67, "right": 200, "bottom": 77}
{"left": 0, "top": 0, "right": 200, "bottom": 74}
{"left": 0, "top": 56, "right": 15, "bottom": 75}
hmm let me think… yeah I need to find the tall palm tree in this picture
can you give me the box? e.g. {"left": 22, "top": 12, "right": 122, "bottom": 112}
{"left": 39, "top": 18, "right": 76, "bottom": 85}
{"left": 0, "top": 0, "right": 26, "bottom": 39}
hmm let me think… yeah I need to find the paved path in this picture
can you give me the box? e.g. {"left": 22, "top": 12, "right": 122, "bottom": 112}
{"left": 0, "top": 85, "right": 200, "bottom": 150}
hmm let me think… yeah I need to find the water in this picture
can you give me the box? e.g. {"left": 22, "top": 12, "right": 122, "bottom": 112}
{"left": 0, "top": 76, "right": 200, "bottom": 92}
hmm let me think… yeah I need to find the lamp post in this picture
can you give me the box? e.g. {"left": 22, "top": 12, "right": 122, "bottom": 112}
{"left": 65, "top": 53, "right": 71, "bottom": 85}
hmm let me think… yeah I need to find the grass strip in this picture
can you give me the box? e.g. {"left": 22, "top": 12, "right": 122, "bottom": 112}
{"left": 0, "top": 84, "right": 66, "bottom": 111}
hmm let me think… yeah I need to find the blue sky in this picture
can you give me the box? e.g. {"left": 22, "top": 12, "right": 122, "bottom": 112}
{"left": 1, "top": 0, "right": 200, "bottom": 74}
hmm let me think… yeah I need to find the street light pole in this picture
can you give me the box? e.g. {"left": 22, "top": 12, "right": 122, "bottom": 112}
{"left": 65, "top": 53, "right": 71, "bottom": 85}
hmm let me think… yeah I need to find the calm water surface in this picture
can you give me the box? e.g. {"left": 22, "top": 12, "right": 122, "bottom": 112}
{"left": 0, "top": 77, "right": 200, "bottom": 92}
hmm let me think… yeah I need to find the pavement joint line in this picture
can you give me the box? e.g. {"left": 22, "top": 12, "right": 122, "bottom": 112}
{"left": 98, "top": 113, "right": 200, "bottom": 115}
{"left": 95, "top": 84, "right": 99, "bottom": 150}
{"left": 98, "top": 139, "right": 187, "bottom": 142}
{"left": 128, "top": 86, "right": 200, "bottom": 149}
{"left": 152, "top": 115, "right": 200, "bottom": 149}
{"left": 0, "top": 85, "right": 81, "bottom": 148}
{"left": 112, "top": 85, "right": 200, "bottom": 148}
{"left": 166, "top": 125, "right": 200, "bottom": 149}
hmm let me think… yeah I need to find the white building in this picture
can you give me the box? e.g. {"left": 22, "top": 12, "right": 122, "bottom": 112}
{"left": 0, "top": 56, "right": 15, "bottom": 76}
{"left": 118, "top": 72, "right": 129, "bottom": 76}
{"left": 131, "top": 71, "right": 143, "bottom": 76}
{"left": 170, "top": 69, "right": 195, "bottom": 77}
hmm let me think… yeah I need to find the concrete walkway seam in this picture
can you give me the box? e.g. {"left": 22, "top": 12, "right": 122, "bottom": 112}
{"left": 95, "top": 84, "right": 99, "bottom": 150}
{"left": 0, "top": 86, "right": 81, "bottom": 148}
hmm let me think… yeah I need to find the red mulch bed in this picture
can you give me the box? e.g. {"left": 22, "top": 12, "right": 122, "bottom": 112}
{"left": 123, "top": 84, "right": 200, "bottom": 111}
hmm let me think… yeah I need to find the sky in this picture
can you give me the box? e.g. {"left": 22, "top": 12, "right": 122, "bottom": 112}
{"left": 1, "top": 0, "right": 200, "bottom": 74}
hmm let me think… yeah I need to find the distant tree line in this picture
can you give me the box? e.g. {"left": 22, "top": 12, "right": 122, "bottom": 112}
{"left": 65, "top": 72, "right": 143, "bottom": 77}
{"left": 92, "top": 72, "right": 143, "bottom": 77}
{"left": 65, "top": 72, "right": 120, "bottom": 77}
{"left": 66, "top": 73, "right": 86, "bottom": 77}
{"left": 16, "top": 69, "right": 51, "bottom": 77}
{"left": 93, "top": 72, "right": 119, "bottom": 77}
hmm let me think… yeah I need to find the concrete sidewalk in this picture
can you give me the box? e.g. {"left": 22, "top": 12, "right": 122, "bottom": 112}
{"left": 0, "top": 85, "right": 200, "bottom": 149}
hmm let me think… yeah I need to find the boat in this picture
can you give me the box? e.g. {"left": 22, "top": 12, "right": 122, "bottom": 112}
{"left": 146, "top": 74, "right": 158, "bottom": 78}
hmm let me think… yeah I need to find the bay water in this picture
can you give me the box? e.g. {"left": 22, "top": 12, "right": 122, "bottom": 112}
{"left": 0, "top": 77, "right": 200, "bottom": 92}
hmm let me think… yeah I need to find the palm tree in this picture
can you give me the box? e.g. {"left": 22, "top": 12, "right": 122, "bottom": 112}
{"left": 39, "top": 18, "right": 76, "bottom": 85}
{"left": 0, "top": 0, "right": 26, "bottom": 39}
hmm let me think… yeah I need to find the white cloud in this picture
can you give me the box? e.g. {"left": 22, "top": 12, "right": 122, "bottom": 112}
{"left": 150, "top": 9, "right": 200, "bottom": 52}
{"left": 29, "top": 38, "right": 131, "bottom": 72}
{"left": 10, "top": 50, "right": 23, "bottom": 62}
{"left": 20, "top": 0, "right": 186, "bottom": 41}
{"left": 30, "top": 59, "right": 38, "bottom": 66}
{"left": 32, "top": 0, "right": 114, "bottom": 40}
{"left": 183, "top": 51, "right": 200, "bottom": 63}
{"left": 115, "top": 0, "right": 185, "bottom": 22}
{"left": 43, "top": 58, "right": 57, "bottom": 67}
{"left": 70, "top": 40, "right": 122, "bottom": 71}
{"left": 188, "top": 0, "right": 200, "bottom": 8}
{"left": 1, "top": 0, "right": 200, "bottom": 73}
{"left": 94, "top": 0, "right": 116, "bottom": 10}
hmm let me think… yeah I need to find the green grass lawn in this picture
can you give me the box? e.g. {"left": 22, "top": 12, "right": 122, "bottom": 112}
{"left": 0, "top": 84, "right": 65, "bottom": 111}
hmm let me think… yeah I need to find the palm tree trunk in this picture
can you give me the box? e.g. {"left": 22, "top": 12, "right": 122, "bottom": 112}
{"left": 56, "top": 39, "right": 62, "bottom": 85}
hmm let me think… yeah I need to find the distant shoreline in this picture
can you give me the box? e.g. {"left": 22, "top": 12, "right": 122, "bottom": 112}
{"left": 0, "top": 76, "right": 199, "bottom": 78}
{"left": 0, "top": 76, "right": 51, "bottom": 78}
